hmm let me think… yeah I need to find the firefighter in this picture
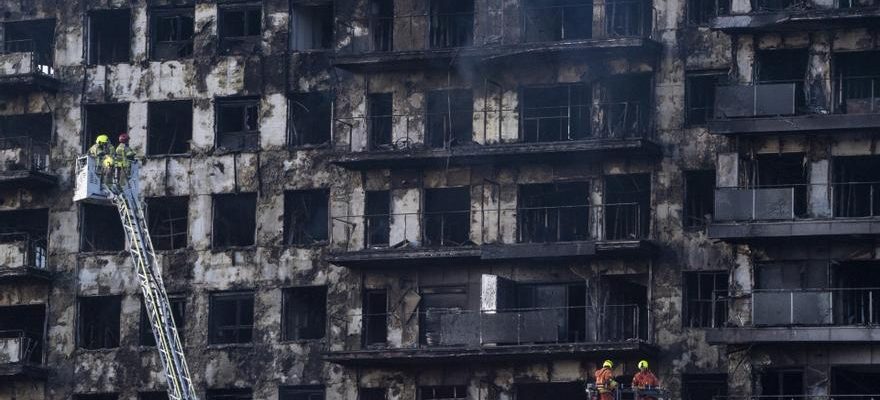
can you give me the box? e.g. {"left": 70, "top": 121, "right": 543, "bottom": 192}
{"left": 114, "top": 132, "right": 136, "bottom": 182}
{"left": 88, "top": 134, "right": 114, "bottom": 185}
{"left": 632, "top": 360, "right": 660, "bottom": 400}
{"left": 594, "top": 359, "right": 618, "bottom": 400}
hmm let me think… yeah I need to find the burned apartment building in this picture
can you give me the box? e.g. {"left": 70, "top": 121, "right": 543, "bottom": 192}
{"left": 1, "top": 0, "right": 880, "bottom": 399}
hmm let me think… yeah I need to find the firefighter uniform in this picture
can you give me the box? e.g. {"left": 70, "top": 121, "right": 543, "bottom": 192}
{"left": 594, "top": 360, "right": 618, "bottom": 400}
{"left": 632, "top": 360, "right": 660, "bottom": 400}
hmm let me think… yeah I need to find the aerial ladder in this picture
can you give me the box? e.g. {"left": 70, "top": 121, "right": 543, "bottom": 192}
{"left": 74, "top": 156, "right": 198, "bottom": 400}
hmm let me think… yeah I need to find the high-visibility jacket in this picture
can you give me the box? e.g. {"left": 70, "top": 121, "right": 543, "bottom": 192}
{"left": 88, "top": 143, "right": 111, "bottom": 158}
{"left": 632, "top": 370, "right": 659, "bottom": 389}
{"left": 114, "top": 144, "right": 136, "bottom": 168}
{"left": 595, "top": 367, "right": 618, "bottom": 394}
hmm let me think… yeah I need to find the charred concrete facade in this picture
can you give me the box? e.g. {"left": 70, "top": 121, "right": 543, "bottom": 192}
{"left": 1, "top": 0, "right": 878, "bottom": 399}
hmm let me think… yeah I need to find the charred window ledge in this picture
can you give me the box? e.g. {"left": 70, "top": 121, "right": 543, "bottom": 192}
{"left": 707, "top": 326, "right": 880, "bottom": 344}
{"left": 205, "top": 343, "right": 255, "bottom": 350}
{"left": 0, "top": 266, "right": 52, "bottom": 283}
{"left": 710, "top": 7, "right": 880, "bottom": 32}
{"left": 0, "top": 363, "right": 49, "bottom": 380}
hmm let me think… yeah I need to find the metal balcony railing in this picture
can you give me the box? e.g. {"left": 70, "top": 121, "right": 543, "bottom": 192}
{"left": 713, "top": 182, "right": 880, "bottom": 222}
{"left": 340, "top": 304, "right": 648, "bottom": 351}
{"left": 1, "top": 39, "right": 54, "bottom": 76}
{"left": 522, "top": 3, "right": 594, "bottom": 42}
{"left": 0, "top": 232, "right": 47, "bottom": 270}
{"left": 0, "top": 330, "right": 42, "bottom": 364}
{"left": 332, "top": 202, "right": 644, "bottom": 251}
{"left": 0, "top": 136, "right": 51, "bottom": 173}
{"left": 336, "top": 12, "right": 474, "bottom": 54}
{"left": 714, "top": 288, "right": 880, "bottom": 327}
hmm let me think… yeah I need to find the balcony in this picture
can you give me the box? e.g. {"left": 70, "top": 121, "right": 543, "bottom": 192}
{"left": 0, "top": 40, "right": 58, "bottom": 93}
{"left": 708, "top": 77, "right": 880, "bottom": 135}
{"left": 0, "top": 330, "right": 47, "bottom": 380}
{"left": 331, "top": 102, "right": 659, "bottom": 170}
{"left": 327, "top": 203, "right": 652, "bottom": 267}
{"left": 708, "top": 288, "right": 880, "bottom": 344}
{"left": 0, "top": 233, "right": 49, "bottom": 283}
{"left": 711, "top": 0, "right": 880, "bottom": 32}
{"left": 0, "top": 136, "right": 56, "bottom": 188}
{"left": 325, "top": 304, "right": 655, "bottom": 366}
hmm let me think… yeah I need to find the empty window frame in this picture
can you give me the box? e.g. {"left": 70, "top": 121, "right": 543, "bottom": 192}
{"left": 752, "top": 153, "right": 808, "bottom": 218}
{"left": 365, "top": 190, "right": 391, "bottom": 247}
{"left": 685, "top": 73, "right": 722, "bottom": 126}
{"left": 282, "top": 286, "right": 327, "bottom": 340}
{"left": 425, "top": 89, "right": 473, "bottom": 149}
{"left": 423, "top": 187, "right": 471, "bottom": 247}
{"left": 280, "top": 385, "right": 325, "bottom": 400}
{"left": 681, "top": 374, "right": 727, "bottom": 400}
{"left": 604, "top": 174, "right": 651, "bottom": 240}
{"left": 0, "top": 208, "right": 49, "bottom": 269}
{"left": 368, "top": 0, "right": 394, "bottom": 51}
{"left": 517, "top": 383, "right": 586, "bottom": 400}
{"left": 605, "top": 0, "right": 649, "bottom": 37}
{"left": 833, "top": 51, "right": 880, "bottom": 114}
{"left": 0, "top": 304, "right": 46, "bottom": 364}
{"left": 419, "top": 285, "right": 467, "bottom": 345}
{"left": 600, "top": 76, "right": 651, "bottom": 138}
{"left": 139, "top": 296, "right": 185, "bottom": 346}
{"left": 216, "top": 97, "right": 260, "bottom": 152}
{"left": 146, "top": 196, "right": 189, "bottom": 250}
{"left": 368, "top": 93, "right": 393, "bottom": 150}
{"left": 363, "top": 289, "right": 387, "bottom": 346}
{"left": 429, "top": 0, "right": 474, "bottom": 48}
{"left": 518, "top": 182, "right": 591, "bottom": 243}
{"left": 78, "top": 295, "right": 122, "bottom": 349}
{"left": 80, "top": 203, "right": 126, "bottom": 252}
{"left": 360, "top": 388, "right": 387, "bottom": 400}
{"left": 84, "top": 103, "right": 129, "bottom": 153}
{"left": 89, "top": 9, "right": 131, "bottom": 64}
{"left": 138, "top": 392, "right": 170, "bottom": 400}
{"left": 206, "top": 389, "right": 253, "bottom": 400}
{"left": 74, "top": 395, "right": 119, "bottom": 400}
{"left": 3, "top": 19, "right": 55, "bottom": 67}
{"left": 832, "top": 156, "right": 880, "bottom": 218}
{"left": 283, "top": 190, "right": 329, "bottom": 246}
{"left": 291, "top": 2, "right": 334, "bottom": 51}
{"left": 683, "top": 170, "right": 715, "bottom": 228}
{"left": 420, "top": 386, "right": 468, "bottom": 400}
{"left": 212, "top": 193, "right": 257, "bottom": 248}
{"left": 219, "top": 3, "right": 262, "bottom": 53}
{"left": 209, "top": 292, "right": 255, "bottom": 344}
{"left": 521, "top": 84, "right": 592, "bottom": 143}
{"left": 148, "top": 101, "right": 192, "bottom": 155}
{"left": 683, "top": 271, "right": 727, "bottom": 328}
{"left": 687, "top": 0, "right": 730, "bottom": 25}
{"left": 522, "top": 0, "right": 593, "bottom": 42}
{"left": 756, "top": 49, "right": 809, "bottom": 112}
{"left": 150, "top": 7, "right": 194, "bottom": 60}
{"left": 760, "top": 369, "right": 804, "bottom": 397}
{"left": 289, "top": 92, "right": 332, "bottom": 147}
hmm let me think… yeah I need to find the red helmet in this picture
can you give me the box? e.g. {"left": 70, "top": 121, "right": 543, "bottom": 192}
{"left": 118, "top": 133, "right": 129, "bottom": 144}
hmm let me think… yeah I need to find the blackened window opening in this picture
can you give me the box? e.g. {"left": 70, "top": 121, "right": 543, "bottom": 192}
{"left": 74, "top": 395, "right": 119, "bottom": 400}
{"left": 138, "top": 392, "right": 170, "bottom": 400}
{"left": 78, "top": 296, "right": 122, "bottom": 349}
{"left": 363, "top": 289, "right": 387, "bottom": 346}
{"left": 139, "top": 296, "right": 185, "bottom": 346}
{"left": 601, "top": 76, "right": 650, "bottom": 138}
{"left": 419, "top": 285, "right": 467, "bottom": 345}
{"left": 212, "top": 193, "right": 257, "bottom": 248}
{"left": 760, "top": 370, "right": 804, "bottom": 397}
{"left": 283, "top": 190, "right": 329, "bottom": 246}
{"left": 521, "top": 85, "right": 591, "bottom": 143}
{"left": 3, "top": 19, "right": 55, "bottom": 66}
{"left": 832, "top": 156, "right": 880, "bottom": 218}
{"left": 369, "top": 0, "right": 394, "bottom": 51}
{"left": 206, "top": 389, "right": 253, "bottom": 400}
{"left": 146, "top": 197, "right": 189, "bottom": 250}
{"left": 283, "top": 286, "right": 327, "bottom": 340}
{"left": 0, "top": 114, "right": 52, "bottom": 172}
{"left": 209, "top": 292, "right": 254, "bottom": 344}
{"left": 515, "top": 283, "right": 587, "bottom": 342}
{"left": 281, "top": 386, "right": 325, "bottom": 400}
{"left": 219, "top": 4, "right": 262, "bottom": 53}
{"left": 757, "top": 49, "right": 809, "bottom": 113}
{"left": 517, "top": 383, "right": 585, "bottom": 400}
{"left": 752, "top": 0, "right": 802, "bottom": 11}
{"left": 368, "top": 93, "right": 393, "bottom": 150}
{"left": 360, "top": 388, "right": 386, "bottom": 400}
{"left": 683, "top": 170, "right": 715, "bottom": 227}
{"left": 420, "top": 386, "right": 468, "bottom": 400}
{"left": 518, "top": 182, "right": 591, "bottom": 243}
{"left": 425, "top": 89, "right": 473, "bottom": 149}
{"left": 217, "top": 98, "right": 260, "bottom": 151}
{"left": 289, "top": 92, "right": 332, "bottom": 147}
{"left": 0, "top": 208, "right": 48, "bottom": 269}
{"left": 604, "top": 174, "right": 650, "bottom": 240}
{"left": 523, "top": 0, "right": 593, "bottom": 42}
{"left": 84, "top": 103, "right": 128, "bottom": 153}
{"left": 687, "top": 0, "right": 730, "bottom": 24}
{"left": 150, "top": 8, "right": 194, "bottom": 60}
{"left": 81, "top": 203, "right": 125, "bottom": 252}
{"left": 682, "top": 375, "right": 727, "bottom": 400}
{"left": 831, "top": 262, "right": 880, "bottom": 325}
{"left": 753, "top": 153, "right": 807, "bottom": 218}
{"left": 365, "top": 190, "right": 391, "bottom": 247}
{"left": 89, "top": 9, "right": 131, "bottom": 64}
{"left": 686, "top": 73, "right": 721, "bottom": 125}
{"left": 423, "top": 187, "right": 470, "bottom": 247}
{"left": 429, "top": 0, "right": 474, "bottom": 49}
{"left": 833, "top": 51, "right": 880, "bottom": 114}
{"left": 683, "top": 271, "right": 727, "bottom": 328}
{"left": 148, "top": 101, "right": 192, "bottom": 155}
{"left": 0, "top": 304, "right": 46, "bottom": 364}
{"left": 606, "top": 0, "right": 649, "bottom": 37}
{"left": 291, "top": 3, "right": 334, "bottom": 51}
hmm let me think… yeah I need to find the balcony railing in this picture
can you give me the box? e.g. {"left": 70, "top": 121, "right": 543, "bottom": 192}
{"left": 713, "top": 182, "right": 880, "bottom": 222}
{"left": 332, "top": 203, "right": 644, "bottom": 251}
{"left": 523, "top": 3, "right": 594, "bottom": 43}
{"left": 0, "top": 232, "right": 47, "bottom": 270}
{"left": 1, "top": 39, "right": 54, "bottom": 76}
{"left": 742, "top": 288, "right": 880, "bottom": 326}
{"left": 336, "top": 12, "right": 474, "bottom": 54}
{"left": 0, "top": 136, "right": 50, "bottom": 173}
{"left": 342, "top": 304, "right": 648, "bottom": 351}
{"left": 0, "top": 330, "right": 42, "bottom": 365}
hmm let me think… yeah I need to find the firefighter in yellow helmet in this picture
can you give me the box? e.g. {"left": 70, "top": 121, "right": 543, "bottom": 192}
{"left": 114, "top": 132, "right": 136, "bottom": 181}
{"left": 594, "top": 360, "right": 618, "bottom": 400}
{"left": 88, "top": 134, "right": 114, "bottom": 186}
{"left": 632, "top": 360, "right": 660, "bottom": 400}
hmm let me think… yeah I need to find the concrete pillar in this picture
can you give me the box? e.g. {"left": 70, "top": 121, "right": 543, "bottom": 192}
{"left": 717, "top": 153, "right": 740, "bottom": 188}
{"left": 809, "top": 159, "right": 831, "bottom": 218}
{"left": 733, "top": 36, "right": 755, "bottom": 83}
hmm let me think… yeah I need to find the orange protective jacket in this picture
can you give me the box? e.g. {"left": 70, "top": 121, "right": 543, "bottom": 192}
{"left": 595, "top": 367, "right": 617, "bottom": 393}
{"left": 632, "top": 370, "right": 659, "bottom": 389}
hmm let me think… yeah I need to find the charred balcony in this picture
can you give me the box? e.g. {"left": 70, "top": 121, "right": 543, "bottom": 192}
{"left": 0, "top": 305, "right": 48, "bottom": 380}
{"left": 711, "top": 0, "right": 880, "bottom": 32}
{"left": 0, "top": 20, "right": 58, "bottom": 93}
{"left": 0, "top": 115, "right": 56, "bottom": 189}
{"left": 0, "top": 210, "right": 50, "bottom": 283}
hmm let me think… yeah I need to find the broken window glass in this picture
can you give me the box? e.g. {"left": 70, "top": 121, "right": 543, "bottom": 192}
{"left": 521, "top": 84, "right": 592, "bottom": 142}
{"left": 368, "top": 93, "right": 393, "bottom": 150}
{"left": 0, "top": 304, "right": 46, "bottom": 364}
{"left": 80, "top": 203, "right": 126, "bottom": 252}
{"left": 84, "top": 103, "right": 129, "bottom": 153}
{"left": 425, "top": 89, "right": 473, "bottom": 149}
{"left": 687, "top": 0, "right": 730, "bottom": 24}
{"left": 365, "top": 190, "right": 391, "bottom": 247}
{"left": 148, "top": 100, "right": 192, "bottom": 155}
{"left": 423, "top": 187, "right": 470, "bottom": 247}
{"left": 206, "top": 389, "right": 252, "bottom": 400}
{"left": 518, "top": 182, "right": 591, "bottom": 242}
{"left": 283, "top": 190, "right": 329, "bottom": 246}
{"left": 685, "top": 73, "right": 722, "bottom": 126}
{"left": 683, "top": 271, "right": 727, "bottom": 328}
{"left": 139, "top": 295, "right": 185, "bottom": 346}
{"left": 217, "top": 98, "right": 260, "bottom": 152}
{"left": 683, "top": 170, "right": 715, "bottom": 228}
{"left": 289, "top": 92, "right": 332, "bottom": 147}
{"left": 3, "top": 19, "right": 55, "bottom": 68}
{"left": 283, "top": 286, "right": 327, "bottom": 340}
{"left": 429, "top": 0, "right": 474, "bottom": 48}
{"left": 523, "top": 0, "right": 592, "bottom": 42}
{"left": 420, "top": 386, "right": 467, "bottom": 400}
{"left": 363, "top": 289, "right": 387, "bottom": 346}
{"left": 78, "top": 295, "right": 122, "bottom": 349}
{"left": 291, "top": 3, "right": 334, "bottom": 51}
{"left": 280, "top": 385, "right": 325, "bottom": 400}
{"left": 89, "top": 9, "right": 131, "bottom": 64}
{"left": 219, "top": 3, "right": 262, "bottom": 53}
{"left": 146, "top": 196, "right": 189, "bottom": 250}
{"left": 150, "top": 8, "right": 194, "bottom": 60}
{"left": 209, "top": 292, "right": 254, "bottom": 344}
{"left": 604, "top": 174, "right": 650, "bottom": 240}
{"left": 212, "top": 193, "right": 257, "bottom": 248}
{"left": 600, "top": 76, "right": 650, "bottom": 138}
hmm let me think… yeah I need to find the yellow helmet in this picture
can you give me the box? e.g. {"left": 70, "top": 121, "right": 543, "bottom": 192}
{"left": 603, "top": 360, "right": 613, "bottom": 368}
{"left": 638, "top": 360, "right": 649, "bottom": 370}
{"left": 96, "top": 134, "right": 109, "bottom": 144}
